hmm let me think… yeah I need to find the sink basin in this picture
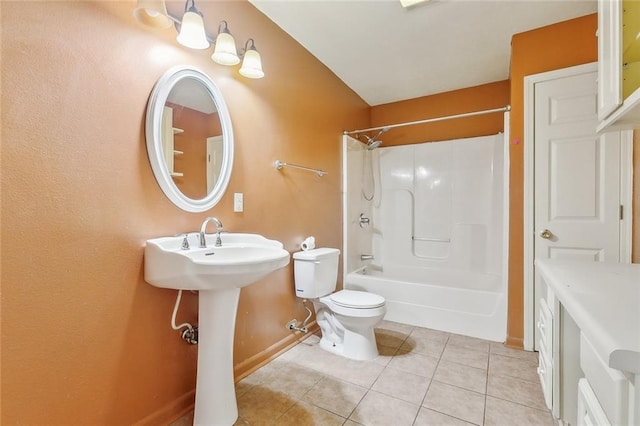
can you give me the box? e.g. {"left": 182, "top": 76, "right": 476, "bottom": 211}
{"left": 144, "top": 233, "right": 290, "bottom": 290}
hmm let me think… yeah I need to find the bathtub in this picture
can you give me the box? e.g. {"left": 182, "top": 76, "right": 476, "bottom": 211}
{"left": 345, "top": 265, "right": 506, "bottom": 342}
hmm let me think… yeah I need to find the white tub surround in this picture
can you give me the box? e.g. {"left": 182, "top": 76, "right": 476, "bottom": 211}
{"left": 535, "top": 259, "right": 640, "bottom": 425}
{"left": 342, "top": 131, "right": 508, "bottom": 342}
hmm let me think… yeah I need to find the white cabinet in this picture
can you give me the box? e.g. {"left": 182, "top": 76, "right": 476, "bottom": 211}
{"left": 597, "top": 0, "right": 640, "bottom": 130}
{"left": 535, "top": 260, "right": 640, "bottom": 426}
{"left": 577, "top": 379, "right": 611, "bottom": 426}
{"left": 597, "top": 0, "right": 622, "bottom": 120}
{"left": 580, "top": 333, "right": 629, "bottom": 425}
{"left": 537, "top": 298, "right": 554, "bottom": 410}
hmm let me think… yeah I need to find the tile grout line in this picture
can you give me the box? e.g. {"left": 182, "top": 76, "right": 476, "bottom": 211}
{"left": 347, "top": 328, "right": 411, "bottom": 425}
{"left": 412, "top": 333, "right": 488, "bottom": 426}
{"left": 483, "top": 349, "right": 490, "bottom": 426}
{"left": 484, "top": 394, "right": 553, "bottom": 413}
{"left": 412, "top": 333, "right": 448, "bottom": 425}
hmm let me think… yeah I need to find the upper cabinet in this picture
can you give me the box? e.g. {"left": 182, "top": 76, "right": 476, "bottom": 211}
{"left": 597, "top": 0, "right": 622, "bottom": 120}
{"left": 597, "top": 0, "right": 640, "bottom": 131}
{"left": 622, "top": 0, "right": 640, "bottom": 99}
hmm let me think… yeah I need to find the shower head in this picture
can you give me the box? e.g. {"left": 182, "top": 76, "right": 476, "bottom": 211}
{"left": 362, "top": 127, "right": 390, "bottom": 150}
{"left": 367, "top": 140, "right": 382, "bottom": 150}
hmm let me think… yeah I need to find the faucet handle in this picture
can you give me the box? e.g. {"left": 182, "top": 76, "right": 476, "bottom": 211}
{"left": 214, "top": 230, "right": 224, "bottom": 247}
{"left": 179, "top": 234, "right": 191, "bottom": 250}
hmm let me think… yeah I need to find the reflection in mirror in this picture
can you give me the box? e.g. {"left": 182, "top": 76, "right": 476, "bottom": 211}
{"left": 146, "top": 66, "right": 233, "bottom": 212}
{"left": 163, "top": 79, "right": 222, "bottom": 200}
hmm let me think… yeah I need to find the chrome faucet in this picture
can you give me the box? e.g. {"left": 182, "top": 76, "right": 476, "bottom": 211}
{"left": 199, "top": 217, "right": 224, "bottom": 248}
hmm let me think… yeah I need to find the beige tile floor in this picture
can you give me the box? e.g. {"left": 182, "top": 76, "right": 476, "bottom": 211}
{"left": 172, "top": 320, "right": 554, "bottom": 426}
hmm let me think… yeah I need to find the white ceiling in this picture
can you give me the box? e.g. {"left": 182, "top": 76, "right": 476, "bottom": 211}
{"left": 249, "top": 0, "right": 596, "bottom": 106}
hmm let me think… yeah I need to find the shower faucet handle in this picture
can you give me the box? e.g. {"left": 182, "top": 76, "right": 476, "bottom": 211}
{"left": 359, "top": 213, "right": 370, "bottom": 228}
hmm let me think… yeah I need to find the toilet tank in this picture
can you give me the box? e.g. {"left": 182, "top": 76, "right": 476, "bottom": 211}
{"left": 293, "top": 248, "right": 340, "bottom": 299}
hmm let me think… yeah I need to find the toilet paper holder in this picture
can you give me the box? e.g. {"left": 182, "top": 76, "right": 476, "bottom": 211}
{"left": 301, "top": 236, "right": 316, "bottom": 251}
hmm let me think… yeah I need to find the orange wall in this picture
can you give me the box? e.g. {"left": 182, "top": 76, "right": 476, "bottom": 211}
{"left": 507, "top": 14, "right": 600, "bottom": 347}
{"left": 1, "top": 1, "right": 368, "bottom": 424}
{"left": 371, "top": 80, "right": 510, "bottom": 145}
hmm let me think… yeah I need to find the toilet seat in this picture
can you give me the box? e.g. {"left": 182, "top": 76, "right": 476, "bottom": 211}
{"left": 329, "top": 290, "right": 385, "bottom": 309}
{"left": 319, "top": 290, "right": 386, "bottom": 319}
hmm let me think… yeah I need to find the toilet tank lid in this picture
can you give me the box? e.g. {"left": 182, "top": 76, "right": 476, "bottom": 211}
{"left": 293, "top": 247, "right": 340, "bottom": 260}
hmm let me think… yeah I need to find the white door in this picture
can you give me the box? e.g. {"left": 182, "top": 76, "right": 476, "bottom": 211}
{"left": 533, "top": 68, "right": 621, "bottom": 350}
{"left": 206, "top": 136, "right": 223, "bottom": 194}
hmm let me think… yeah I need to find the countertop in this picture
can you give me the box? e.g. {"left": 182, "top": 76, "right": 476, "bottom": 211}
{"left": 535, "top": 259, "right": 640, "bottom": 374}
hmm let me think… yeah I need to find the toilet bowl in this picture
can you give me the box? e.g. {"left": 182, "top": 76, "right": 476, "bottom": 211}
{"left": 293, "top": 248, "right": 386, "bottom": 360}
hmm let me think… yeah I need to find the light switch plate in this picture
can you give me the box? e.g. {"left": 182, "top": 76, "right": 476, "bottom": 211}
{"left": 234, "top": 193, "right": 243, "bottom": 212}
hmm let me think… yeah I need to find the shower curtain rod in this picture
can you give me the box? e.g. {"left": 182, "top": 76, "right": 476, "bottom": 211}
{"left": 343, "top": 105, "right": 511, "bottom": 135}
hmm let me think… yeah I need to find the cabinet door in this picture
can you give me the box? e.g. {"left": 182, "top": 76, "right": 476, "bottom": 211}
{"left": 598, "top": 0, "right": 622, "bottom": 120}
{"left": 577, "top": 379, "right": 611, "bottom": 426}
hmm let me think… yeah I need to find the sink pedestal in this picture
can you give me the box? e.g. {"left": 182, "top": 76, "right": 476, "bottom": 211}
{"left": 193, "top": 288, "right": 241, "bottom": 425}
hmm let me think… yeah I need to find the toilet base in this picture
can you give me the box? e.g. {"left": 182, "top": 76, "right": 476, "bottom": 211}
{"left": 311, "top": 297, "right": 385, "bottom": 361}
{"left": 318, "top": 326, "right": 379, "bottom": 361}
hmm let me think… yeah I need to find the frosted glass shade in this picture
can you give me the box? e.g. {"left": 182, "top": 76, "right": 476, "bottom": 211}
{"left": 399, "top": 0, "right": 431, "bottom": 7}
{"left": 177, "top": 11, "right": 210, "bottom": 49}
{"left": 211, "top": 32, "right": 240, "bottom": 66}
{"left": 133, "top": 0, "right": 172, "bottom": 28}
{"left": 239, "top": 48, "right": 264, "bottom": 79}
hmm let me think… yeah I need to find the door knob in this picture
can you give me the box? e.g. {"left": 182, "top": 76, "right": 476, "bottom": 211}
{"left": 540, "top": 229, "right": 553, "bottom": 239}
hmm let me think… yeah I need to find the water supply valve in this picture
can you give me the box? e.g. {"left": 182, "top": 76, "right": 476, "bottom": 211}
{"left": 286, "top": 319, "right": 308, "bottom": 334}
{"left": 181, "top": 327, "right": 198, "bottom": 345}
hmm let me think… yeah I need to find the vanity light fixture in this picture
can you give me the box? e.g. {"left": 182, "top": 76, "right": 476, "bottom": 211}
{"left": 133, "top": 0, "right": 172, "bottom": 29}
{"left": 239, "top": 39, "right": 264, "bottom": 79}
{"left": 211, "top": 21, "right": 240, "bottom": 66}
{"left": 176, "top": 0, "right": 210, "bottom": 50}
{"left": 399, "top": 0, "right": 433, "bottom": 8}
{"left": 134, "top": 0, "right": 265, "bottom": 78}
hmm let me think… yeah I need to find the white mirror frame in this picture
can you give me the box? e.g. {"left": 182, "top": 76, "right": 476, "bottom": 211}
{"left": 146, "top": 65, "right": 234, "bottom": 212}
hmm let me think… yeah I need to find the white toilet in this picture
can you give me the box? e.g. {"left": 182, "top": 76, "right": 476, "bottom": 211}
{"left": 293, "top": 248, "right": 386, "bottom": 360}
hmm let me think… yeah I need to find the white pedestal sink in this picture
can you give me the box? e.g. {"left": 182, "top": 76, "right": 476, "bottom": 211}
{"left": 144, "top": 233, "right": 290, "bottom": 425}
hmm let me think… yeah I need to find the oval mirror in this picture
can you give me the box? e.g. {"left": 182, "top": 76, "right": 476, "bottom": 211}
{"left": 146, "top": 66, "right": 233, "bottom": 212}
